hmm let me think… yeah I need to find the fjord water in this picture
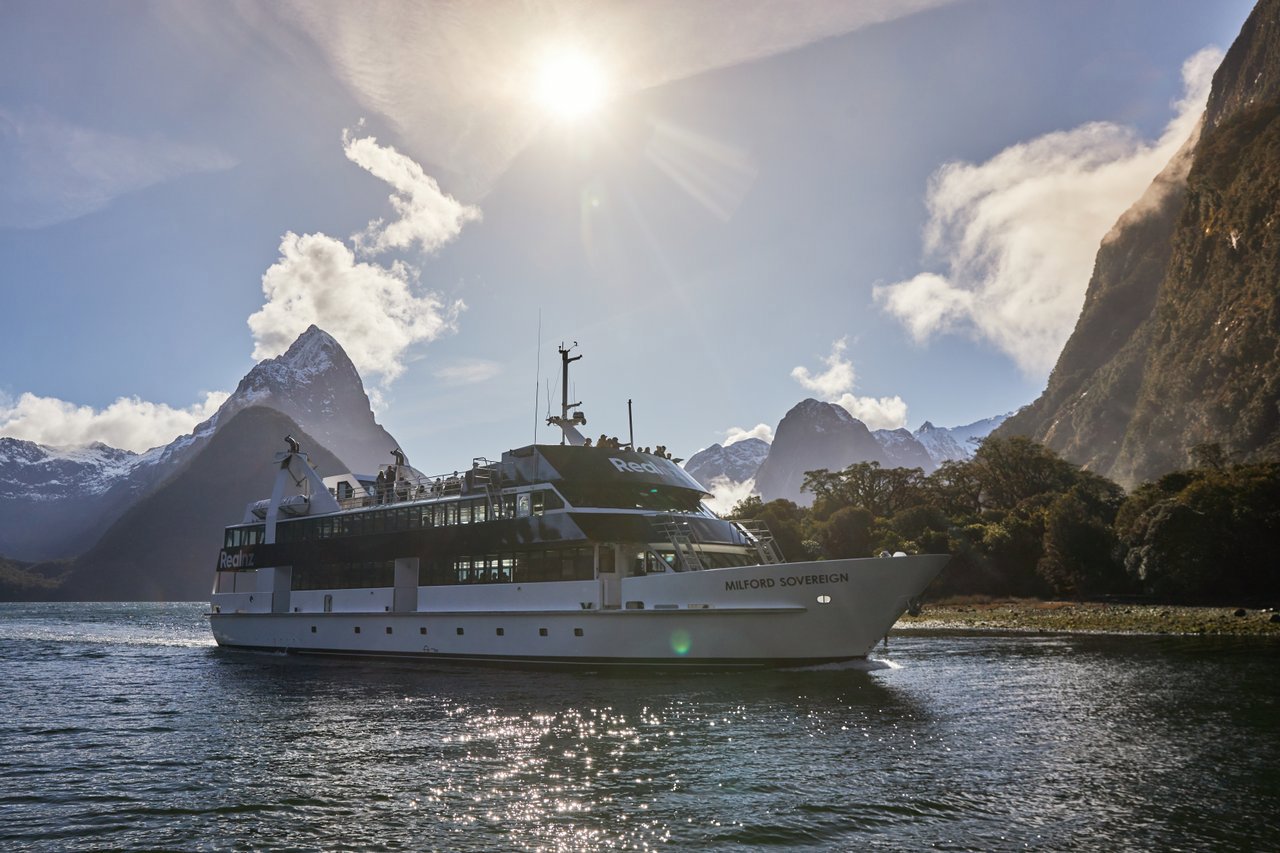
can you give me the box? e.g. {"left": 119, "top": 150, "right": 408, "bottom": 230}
{"left": 1, "top": 603, "right": 1277, "bottom": 851}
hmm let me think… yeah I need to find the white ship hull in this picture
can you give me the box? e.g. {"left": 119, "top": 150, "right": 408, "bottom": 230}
{"left": 210, "top": 554, "right": 945, "bottom": 668}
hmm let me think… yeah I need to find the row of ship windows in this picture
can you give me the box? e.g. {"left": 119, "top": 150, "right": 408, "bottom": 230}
{"left": 223, "top": 490, "right": 565, "bottom": 548}
{"left": 326, "top": 626, "right": 585, "bottom": 638}
{"left": 283, "top": 547, "right": 759, "bottom": 591}
{"left": 289, "top": 549, "right": 604, "bottom": 591}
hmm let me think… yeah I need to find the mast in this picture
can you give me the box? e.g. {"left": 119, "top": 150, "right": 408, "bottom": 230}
{"left": 546, "top": 342, "right": 587, "bottom": 445}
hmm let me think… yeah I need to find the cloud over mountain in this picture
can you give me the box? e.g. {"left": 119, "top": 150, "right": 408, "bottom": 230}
{"left": 791, "top": 339, "right": 907, "bottom": 431}
{"left": 874, "top": 46, "right": 1223, "bottom": 378}
{"left": 0, "top": 390, "right": 228, "bottom": 453}
{"left": 247, "top": 133, "right": 472, "bottom": 384}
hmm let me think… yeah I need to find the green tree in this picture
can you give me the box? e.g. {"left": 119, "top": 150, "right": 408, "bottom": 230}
{"left": 818, "top": 506, "right": 875, "bottom": 558}
{"left": 970, "top": 436, "right": 1080, "bottom": 512}
{"left": 1037, "top": 492, "right": 1124, "bottom": 597}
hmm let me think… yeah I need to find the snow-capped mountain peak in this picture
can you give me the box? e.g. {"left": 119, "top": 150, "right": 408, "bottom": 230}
{"left": 683, "top": 437, "right": 770, "bottom": 488}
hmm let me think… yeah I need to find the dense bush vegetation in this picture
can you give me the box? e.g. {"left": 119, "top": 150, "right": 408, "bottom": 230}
{"left": 726, "top": 437, "right": 1279, "bottom": 605}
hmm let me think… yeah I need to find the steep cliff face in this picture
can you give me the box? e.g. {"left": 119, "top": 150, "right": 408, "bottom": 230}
{"left": 754, "top": 399, "right": 886, "bottom": 505}
{"left": 1001, "top": 0, "right": 1280, "bottom": 486}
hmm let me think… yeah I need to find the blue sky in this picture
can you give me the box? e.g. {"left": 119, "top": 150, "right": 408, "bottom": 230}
{"left": 0, "top": 0, "right": 1257, "bottom": 475}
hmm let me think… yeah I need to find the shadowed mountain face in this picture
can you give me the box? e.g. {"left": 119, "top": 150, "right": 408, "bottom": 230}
{"left": 754, "top": 399, "right": 887, "bottom": 505}
{"left": 52, "top": 407, "right": 344, "bottom": 602}
{"left": 1000, "top": 0, "right": 1280, "bottom": 486}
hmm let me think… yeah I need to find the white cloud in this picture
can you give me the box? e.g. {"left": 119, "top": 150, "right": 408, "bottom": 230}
{"left": 874, "top": 46, "right": 1223, "bottom": 378}
{"left": 724, "top": 423, "right": 774, "bottom": 445}
{"left": 790, "top": 338, "right": 856, "bottom": 399}
{"left": 434, "top": 359, "right": 501, "bottom": 386}
{"left": 343, "top": 131, "right": 482, "bottom": 255}
{"left": 247, "top": 231, "right": 464, "bottom": 383}
{"left": 703, "top": 475, "right": 759, "bottom": 516}
{"left": 0, "top": 108, "right": 235, "bottom": 228}
{"left": 248, "top": 134, "right": 476, "bottom": 384}
{"left": 0, "top": 390, "right": 229, "bottom": 453}
{"left": 791, "top": 339, "right": 908, "bottom": 430}
{"left": 832, "top": 393, "right": 909, "bottom": 432}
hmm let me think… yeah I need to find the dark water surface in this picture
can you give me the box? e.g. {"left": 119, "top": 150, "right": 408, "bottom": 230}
{"left": 1, "top": 603, "right": 1277, "bottom": 851}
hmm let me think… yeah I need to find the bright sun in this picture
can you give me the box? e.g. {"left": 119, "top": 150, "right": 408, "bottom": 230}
{"left": 534, "top": 49, "right": 608, "bottom": 120}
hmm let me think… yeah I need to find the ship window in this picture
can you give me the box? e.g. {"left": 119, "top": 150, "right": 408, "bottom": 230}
{"left": 539, "top": 628, "right": 548, "bottom": 637}
{"left": 386, "top": 626, "right": 393, "bottom": 634}
{"left": 456, "top": 627, "right": 464, "bottom": 635}
{"left": 598, "top": 546, "right": 615, "bottom": 574}
{"left": 503, "top": 494, "right": 516, "bottom": 518}
{"left": 311, "top": 625, "right": 317, "bottom": 633}
{"left": 354, "top": 626, "right": 361, "bottom": 634}
{"left": 532, "top": 491, "right": 544, "bottom": 516}
{"left": 420, "top": 627, "right": 427, "bottom": 635}
{"left": 496, "top": 628, "right": 504, "bottom": 636}
{"left": 473, "top": 501, "right": 487, "bottom": 523}
{"left": 447, "top": 503, "right": 460, "bottom": 526}
{"left": 574, "top": 628, "right": 584, "bottom": 637}
{"left": 517, "top": 493, "right": 531, "bottom": 517}
{"left": 459, "top": 503, "right": 472, "bottom": 525}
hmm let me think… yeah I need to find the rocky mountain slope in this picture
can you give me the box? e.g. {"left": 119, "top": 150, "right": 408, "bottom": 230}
{"left": 913, "top": 415, "right": 1009, "bottom": 468}
{"left": 40, "top": 406, "right": 344, "bottom": 602}
{"left": 754, "top": 399, "right": 888, "bottom": 505}
{"left": 873, "top": 428, "right": 936, "bottom": 472}
{"left": 683, "top": 438, "right": 770, "bottom": 488}
{"left": 0, "top": 439, "right": 162, "bottom": 560}
{"left": 1000, "top": 0, "right": 1280, "bottom": 485}
{"left": 219, "top": 325, "right": 399, "bottom": 475}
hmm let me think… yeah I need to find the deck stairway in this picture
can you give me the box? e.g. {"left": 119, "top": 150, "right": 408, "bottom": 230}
{"left": 649, "top": 516, "right": 704, "bottom": 571}
{"left": 733, "top": 519, "right": 784, "bottom": 565}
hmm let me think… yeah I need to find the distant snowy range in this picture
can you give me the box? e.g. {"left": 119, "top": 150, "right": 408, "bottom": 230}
{"left": 684, "top": 399, "right": 1007, "bottom": 511}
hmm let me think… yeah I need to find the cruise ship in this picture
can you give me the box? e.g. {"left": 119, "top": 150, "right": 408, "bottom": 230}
{"left": 209, "top": 345, "right": 947, "bottom": 668}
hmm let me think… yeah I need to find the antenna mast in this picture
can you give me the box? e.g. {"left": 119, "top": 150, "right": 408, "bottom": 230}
{"left": 546, "top": 342, "right": 587, "bottom": 445}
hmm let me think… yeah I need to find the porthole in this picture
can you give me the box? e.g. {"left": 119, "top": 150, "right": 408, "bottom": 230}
{"left": 386, "top": 626, "right": 393, "bottom": 635}
{"left": 496, "top": 628, "right": 505, "bottom": 636}
{"left": 574, "top": 628, "right": 584, "bottom": 637}
{"left": 457, "top": 627, "right": 465, "bottom": 636}
{"left": 420, "top": 627, "right": 427, "bottom": 635}
{"left": 354, "top": 626, "right": 361, "bottom": 634}
{"left": 816, "top": 595, "right": 831, "bottom": 605}
{"left": 539, "top": 628, "right": 548, "bottom": 637}
{"left": 310, "top": 626, "right": 317, "bottom": 633}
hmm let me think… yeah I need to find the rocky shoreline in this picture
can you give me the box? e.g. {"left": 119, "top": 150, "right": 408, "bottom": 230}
{"left": 895, "top": 599, "right": 1280, "bottom": 637}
